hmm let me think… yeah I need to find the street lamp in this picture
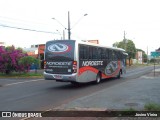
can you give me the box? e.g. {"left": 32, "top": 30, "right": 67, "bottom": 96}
{"left": 52, "top": 11, "right": 88, "bottom": 40}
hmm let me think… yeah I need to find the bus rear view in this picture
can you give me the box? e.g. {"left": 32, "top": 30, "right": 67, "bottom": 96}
{"left": 44, "top": 40, "right": 77, "bottom": 82}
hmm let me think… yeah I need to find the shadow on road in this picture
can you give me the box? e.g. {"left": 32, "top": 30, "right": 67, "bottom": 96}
{"left": 46, "top": 77, "right": 123, "bottom": 90}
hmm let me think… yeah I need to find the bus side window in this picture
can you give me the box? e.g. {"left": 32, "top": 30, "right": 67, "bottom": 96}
{"left": 79, "top": 45, "right": 88, "bottom": 60}
{"left": 98, "top": 48, "right": 102, "bottom": 60}
{"left": 84, "top": 46, "right": 88, "bottom": 60}
{"left": 106, "top": 49, "right": 109, "bottom": 60}
{"left": 114, "top": 51, "right": 118, "bottom": 60}
{"left": 112, "top": 50, "right": 117, "bottom": 60}
{"left": 101, "top": 48, "right": 106, "bottom": 59}
{"left": 79, "top": 45, "right": 83, "bottom": 60}
{"left": 92, "top": 47, "right": 98, "bottom": 59}
{"left": 89, "top": 46, "right": 92, "bottom": 59}
{"left": 120, "top": 52, "right": 123, "bottom": 60}
{"left": 117, "top": 51, "right": 120, "bottom": 60}
{"left": 119, "top": 52, "right": 123, "bottom": 60}
{"left": 108, "top": 49, "right": 112, "bottom": 60}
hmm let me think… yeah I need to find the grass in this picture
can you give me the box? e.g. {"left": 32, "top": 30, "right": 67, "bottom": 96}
{"left": 144, "top": 103, "right": 160, "bottom": 111}
{"left": 123, "top": 108, "right": 136, "bottom": 111}
{"left": 122, "top": 103, "right": 160, "bottom": 111}
{"left": 0, "top": 72, "right": 43, "bottom": 78}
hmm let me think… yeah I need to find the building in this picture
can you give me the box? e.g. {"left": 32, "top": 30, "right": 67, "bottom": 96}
{"left": 0, "top": 42, "right": 5, "bottom": 46}
{"left": 135, "top": 51, "right": 143, "bottom": 64}
{"left": 81, "top": 40, "right": 99, "bottom": 44}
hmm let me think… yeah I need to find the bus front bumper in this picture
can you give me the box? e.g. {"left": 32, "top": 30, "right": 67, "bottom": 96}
{"left": 44, "top": 72, "right": 77, "bottom": 82}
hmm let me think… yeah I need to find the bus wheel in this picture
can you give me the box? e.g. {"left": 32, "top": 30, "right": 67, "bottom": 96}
{"left": 117, "top": 70, "right": 121, "bottom": 79}
{"left": 95, "top": 73, "right": 101, "bottom": 84}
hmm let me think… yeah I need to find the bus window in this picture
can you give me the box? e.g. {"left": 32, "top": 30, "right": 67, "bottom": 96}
{"left": 106, "top": 49, "right": 109, "bottom": 59}
{"left": 92, "top": 47, "right": 98, "bottom": 59}
{"left": 117, "top": 51, "right": 122, "bottom": 60}
{"left": 98, "top": 48, "right": 102, "bottom": 59}
{"left": 89, "top": 46, "right": 92, "bottom": 59}
{"left": 101, "top": 48, "right": 106, "bottom": 59}
{"left": 108, "top": 49, "right": 112, "bottom": 60}
{"left": 112, "top": 50, "right": 115, "bottom": 60}
{"left": 79, "top": 45, "right": 88, "bottom": 60}
{"left": 113, "top": 51, "right": 118, "bottom": 60}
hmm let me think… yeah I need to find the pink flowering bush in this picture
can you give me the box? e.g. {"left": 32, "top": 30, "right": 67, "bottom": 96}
{"left": 0, "top": 45, "right": 28, "bottom": 74}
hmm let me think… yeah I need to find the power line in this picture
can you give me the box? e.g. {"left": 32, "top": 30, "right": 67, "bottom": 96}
{"left": 0, "top": 16, "right": 59, "bottom": 34}
{"left": 0, "top": 24, "right": 57, "bottom": 34}
{"left": 0, "top": 16, "right": 51, "bottom": 27}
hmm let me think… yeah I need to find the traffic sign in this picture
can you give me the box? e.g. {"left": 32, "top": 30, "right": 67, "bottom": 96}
{"left": 151, "top": 52, "right": 160, "bottom": 57}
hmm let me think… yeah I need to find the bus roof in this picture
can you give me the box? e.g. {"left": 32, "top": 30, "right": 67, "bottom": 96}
{"left": 46, "top": 39, "right": 127, "bottom": 53}
{"left": 77, "top": 40, "right": 126, "bottom": 52}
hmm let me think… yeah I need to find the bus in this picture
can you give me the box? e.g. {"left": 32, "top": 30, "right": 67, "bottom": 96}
{"left": 44, "top": 40, "right": 128, "bottom": 84}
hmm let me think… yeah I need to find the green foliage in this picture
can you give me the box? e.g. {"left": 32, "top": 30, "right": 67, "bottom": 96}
{"left": 112, "top": 42, "right": 119, "bottom": 47}
{"left": 124, "top": 108, "right": 136, "bottom": 111}
{"left": 150, "top": 58, "right": 160, "bottom": 64}
{"left": 113, "top": 39, "right": 136, "bottom": 59}
{"left": 144, "top": 103, "right": 160, "bottom": 111}
{"left": 120, "top": 108, "right": 136, "bottom": 116}
{"left": 150, "top": 58, "right": 155, "bottom": 63}
{"left": 19, "top": 56, "right": 39, "bottom": 72}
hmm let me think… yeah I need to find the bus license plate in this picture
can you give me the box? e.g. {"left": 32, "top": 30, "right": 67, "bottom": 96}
{"left": 53, "top": 75, "right": 63, "bottom": 79}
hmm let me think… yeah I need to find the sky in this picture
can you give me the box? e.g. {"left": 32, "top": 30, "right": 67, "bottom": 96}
{"left": 0, "top": 0, "right": 160, "bottom": 54}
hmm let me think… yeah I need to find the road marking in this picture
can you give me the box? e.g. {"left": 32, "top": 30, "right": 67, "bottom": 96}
{"left": 5, "top": 79, "right": 44, "bottom": 86}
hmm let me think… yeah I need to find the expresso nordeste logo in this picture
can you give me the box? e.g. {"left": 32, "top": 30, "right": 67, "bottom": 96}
{"left": 48, "top": 43, "right": 70, "bottom": 53}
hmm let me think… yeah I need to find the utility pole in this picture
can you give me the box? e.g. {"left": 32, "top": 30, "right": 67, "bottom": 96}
{"left": 147, "top": 46, "right": 149, "bottom": 65}
{"left": 63, "top": 30, "right": 65, "bottom": 40}
{"left": 68, "top": 11, "right": 71, "bottom": 40}
{"left": 123, "top": 31, "right": 127, "bottom": 51}
{"left": 53, "top": 11, "right": 87, "bottom": 40}
{"left": 123, "top": 31, "right": 130, "bottom": 66}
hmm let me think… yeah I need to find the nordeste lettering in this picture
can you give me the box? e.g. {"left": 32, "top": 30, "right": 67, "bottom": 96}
{"left": 82, "top": 61, "right": 103, "bottom": 66}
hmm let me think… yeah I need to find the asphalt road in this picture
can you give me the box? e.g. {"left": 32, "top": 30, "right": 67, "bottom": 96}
{"left": 0, "top": 65, "right": 159, "bottom": 111}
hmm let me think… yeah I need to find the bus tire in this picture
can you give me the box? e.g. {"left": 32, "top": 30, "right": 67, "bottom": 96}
{"left": 117, "top": 70, "right": 121, "bottom": 79}
{"left": 95, "top": 72, "right": 101, "bottom": 84}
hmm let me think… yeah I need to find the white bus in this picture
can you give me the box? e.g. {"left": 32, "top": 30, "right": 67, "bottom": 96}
{"left": 44, "top": 40, "right": 128, "bottom": 84}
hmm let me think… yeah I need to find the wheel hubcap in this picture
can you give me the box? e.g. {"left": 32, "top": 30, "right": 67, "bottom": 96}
{"left": 97, "top": 75, "right": 100, "bottom": 83}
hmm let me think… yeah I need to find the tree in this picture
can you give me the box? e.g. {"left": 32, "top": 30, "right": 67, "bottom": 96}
{"left": 113, "top": 39, "right": 136, "bottom": 66}
{"left": 19, "top": 56, "right": 39, "bottom": 73}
